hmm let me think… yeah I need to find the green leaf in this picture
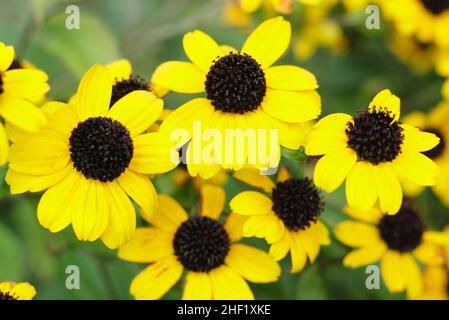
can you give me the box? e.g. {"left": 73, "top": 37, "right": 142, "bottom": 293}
{"left": 281, "top": 146, "right": 308, "bottom": 161}
{"left": 296, "top": 265, "right": 327, "bottom": 300}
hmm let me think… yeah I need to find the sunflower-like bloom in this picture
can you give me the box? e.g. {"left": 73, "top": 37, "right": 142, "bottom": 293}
{"left": 0, "top": 282, "right": 36, "bottom": 300}
{"left": 229, "top": 167, "right": 330, "bottom": 273}
{"left": 400, "top": 103, "right": 449, "bottom": 205}
{"left": 239, "top": 0, "right": 322, "bottom": 14}
{"left": 414, "top": 266, "right": 449, "bottom": 300}
{"left": 305, "top": 89, "right": 441, "bottom": 214}
{"left": 0, "top": 42, "right": 49, "bottom": 165}
{"left": 152, "top": 17, "right": 321, "bottom": 178}
{"left": 118, "top": 186, "right": 280, "bottom": 299}
{"left": 6, "top": 65, "right": 178, "bottom": 249}
{"left": 380, "top": 0, "right": 449, "bottom": 49}
{"left": 335, "top": 204, "right": 449, "bottom": 298}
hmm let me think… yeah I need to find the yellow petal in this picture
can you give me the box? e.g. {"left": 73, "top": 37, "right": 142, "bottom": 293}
{"left": 224, "top": 212, "right": 248, "bottom": 242}
{"left": 0, "top": 123, "right": 8, "bottom": 165}
{"left": 334, "top": 221, "right": 381, "bottom": 247}
{"left": 75, "top": 64, "right": 111, "bottom": 120}
{"left": 342, "top": 206, "right": 383, "bottom": 224}
{"left": 298, "top": 228, "right": 320, "bottom": 262}
{"left": 393, "top": 152, "right": 440, "bottom": 186}
{"left": 372, "top": 163, "right": 402, "bottom": 215}
{"left": 0, "top": 42, "right": 14, "bottom": 72}
{"left": 130, "top": 257, "right": 183, "bottom": 300}
{"left": 313, "top": 148, "right": 357, "bottom": 192}
{"left": 225, "top": 243, "right": 281, "bottom": 283}
{"left": 343, "top": 242, "right": 386, "bottom": 268}
{"left": 106, "top": 59, "right": 132, "bottom": 81}
{"left": 265, "top": 65, "right": 318, "bottom": 91}
{"left": 241, "top": 16, "right": 291, "bottom": 69}
{"left": 0, "top": 95, "right": 46, "bottom": 132}
{"left": 402, "top": 254, "right": 423, "bottom": 299}
{"left": 239, "top": 0, "right": 263, "bottom": 13}
{"left": 230, "top": 191, "right": 273, "bottom": 216}
{"left": 109, "top": 90, "right": 163, "bottom": 136}
{"left": 210, "top": 265, "right": 254, "bottom": 299}
{"left": 72, "top": 179, "right": 109, "bottom": 241}
{"left": 146, "top": 194, "right": 188, "bottom": 232}
{"left": 368, "top": 89, "right": 401, "bottom": 121}
{"left": 311, "top": 220, "right": 331, "bottom": 245}
{"left": 118, "top": 170, "right": 157, "bottom": 218}
{"left": 8, "top": 282, "right": 36, "bottom": 300}
{"left": 345, "top": 161, "right": 377, "bottom": 210}
{"left": 261, "top": 89, "right": 321, "bottom": 123}
{"left": 243, "top": 214, "right": 284, "bottom": 243}
{"left": 269, "top": 230, "right": 291, "bottom": 261}
{"left": 413, "top": 241, "right": 445, "bottom": 266}
{"left": 290, "top": 232, "right": 307, "bottom": 273}
{"left": 151, "top": 61, "right": 205, "bottom": 93}
{"left": 182, "top": 272, "right": 212, "bottom": 300}
{"left": 381, "top": 250, "right": 407, "bottom": 293}
{"left": 100, "top": 182, "right": 136, "bottom": 249}
{"left": 2, "top": 69, "right": 49, "bottom": 102}
{"left": 199, "top": 184, "right": 225, "bottom": 219}
{"left": 183, "top": 30, "right": 222, "bottom": 73}
{"left": 233, "top": 168, "right": 276, "bottom": 192}
{"left": 129, "top": 132, "right": 178, "bottom": 174}
{"left": 401, "top": 124, "right": 440, "bottom": 153}
{"left": 159, "top": 98, "right": 215, "bottom": 143}
{"left": 118, "top": 227, "right": 173, "bottom": 263}
{"left": 37, "top": 170, "right": 80, "bottom": 233}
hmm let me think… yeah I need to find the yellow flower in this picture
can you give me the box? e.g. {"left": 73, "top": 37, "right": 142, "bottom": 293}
{"left": 0, "top": 42, "right": 49, "bottom": 165}
{"left": 342, "top": 0, "right": 372, "bottom": 12}
{"left": 0, "top": 282, "right": 36, "bottom": 300}
{"left": 118, "top": 186, "right": 280, "bottom": 300}
{"left": 414, "top": 266, "right": 448, "bottom": 300}
{"left": 400, "top": 103, "right": 449, "bottom": 205}
{"left": 380, "top": 0, "right": 449, "bottom": 49}
{"left": 6, "top": 65, "right": 178, "bottom": 249}
{"left": 335, "top": 204, "right": 449, "bottom": 298}
{"left": 239, "top": 0, "right": 322, "bottom": 14}
{"left": 305, "top": 89, "right": 441, "bottom": 214}
{"left": 229, "top": 167, "right": 330, "bottom": 273}
{"left": 152, "top": 17, "right": 321, "bottom": 178}
{"left": 293, "top": 0, "right": 347, "bottom": 61}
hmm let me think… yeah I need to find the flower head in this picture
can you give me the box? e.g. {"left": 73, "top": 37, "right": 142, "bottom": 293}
{"left": 6, "top": 64, "right": 178, "bottom": 249}
{"left": 118, "top": 185, "right": 280, "bottom": 299}
{"left": 306, "top": 89, "right": 441, "bottom": 214}
{"left": 0, "top": 282, "right": 36, "bottom": 300}
{"left": 230, "top": 167, "right": 330, "bottom": 273}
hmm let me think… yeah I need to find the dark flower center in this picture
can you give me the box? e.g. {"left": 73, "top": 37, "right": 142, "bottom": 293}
{"left": 110, "top": 75, "right": 149, "bottom": 107}
{"left": 272, "top": 178, "right": 324, "bottom": 231}
{"left": 379, "top": 205, "right": 424, "bottom": 252}
{"left": 346, "top": 108, "right": 404, "bottom": 165}
{"left": 205, "top": 53, "right": 266, "bottom": 114}
{"left": 69, "top": 117, "right": 133, "bottom": 182}
{"left": 173, "top": 216, "right": 230, "bottom": 272}
{"left": 0, "top": 290, "right": 17, "bottom": 300}
{"left": 419, "top": 0, "right": 449, "bottom": 15}
{"left": 423, "top": 128, "right": 445, "bottom": 159}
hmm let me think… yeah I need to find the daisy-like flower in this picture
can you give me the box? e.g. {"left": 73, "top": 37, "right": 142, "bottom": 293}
{"left": 152, "top": 17, "right": 321, "bottom": 178}
{"left": 229, "top": 168, "right": 330, "bottom": 273}
{"left": 118, "top": 185, "right": 280, "bottom": 300}
{"left": 400, "top": 103, "right": 449, "bottom": 205}
{"left": 6, "top": 65, "right": 178, "bottom": 249}
{"left": 380, "top": 0, "right": 449, "bottom": 49}
{"left": 239, "top": 0, "right": 322, "bottom": 14}
{"left": 0, "top": 42, "right": 49, "bottom": 165}
{"left": 335, "top": 204, "right": 449, "bottom": 298}
{"left": 305, "top": 89, "right": 441, "bottom": 214}
{"left": 0, "top": 282, "right": 36, "bottom": 300}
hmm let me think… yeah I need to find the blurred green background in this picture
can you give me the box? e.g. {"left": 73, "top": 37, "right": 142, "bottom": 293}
{"left": 0, "top": 0, "right": 448, "bottom": 299}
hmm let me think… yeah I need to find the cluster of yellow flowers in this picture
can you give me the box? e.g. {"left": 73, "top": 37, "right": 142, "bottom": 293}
{"left": 1, "top": 8, "right": 449, "bottom": 300}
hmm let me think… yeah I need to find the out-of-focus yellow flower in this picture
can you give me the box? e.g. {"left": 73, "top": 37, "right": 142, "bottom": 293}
{"left": 239, "top": 0, "right": 322, "bottom": 14}
{"left": 414, "top": 266, "right": 448, "bottom": 300}
{"left": 335, "top": 204, "right": 449, "bottom": 298}
{"left": 380, "top": 0, "right": 449, "bottom": 49}
{"left": 223, "top": 1, "right": 252, "bottom": 28}
{"left": 342, "top": 0, "right": 372, "bottom": 12}
{"left": 401, "top": 103, "right": 449, "bottom": 205}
